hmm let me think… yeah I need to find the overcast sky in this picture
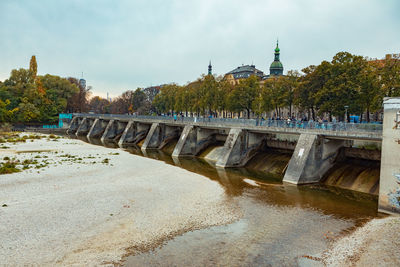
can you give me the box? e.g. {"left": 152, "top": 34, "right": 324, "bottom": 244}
{"left": 1, "top": 0, "right": 399, "bottom": 98}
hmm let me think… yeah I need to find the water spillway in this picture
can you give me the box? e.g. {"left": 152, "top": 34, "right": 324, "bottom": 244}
{"left": 244, "top": 149, "right": 291, "bottom": 177}
{"left": 322, "top": 158, "right": 380, "bottom": 195}
{"left": 200, "top": 144, "right": 380, "bottom": 196}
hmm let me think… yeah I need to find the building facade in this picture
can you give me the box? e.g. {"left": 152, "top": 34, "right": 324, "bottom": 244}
{"left": 224, "top": 41, "right": 284, "bottom": 84}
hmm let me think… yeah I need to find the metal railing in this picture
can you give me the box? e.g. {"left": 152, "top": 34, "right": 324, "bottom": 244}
{"left": 71, "top": 113, "right": 383, "bottom": 132}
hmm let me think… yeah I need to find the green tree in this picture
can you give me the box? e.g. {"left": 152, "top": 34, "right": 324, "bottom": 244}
{"left": 316, "top": 52, "right": 365, "bottom": 121}
{"left": 227, "top": 75, "right": 259, "bottom": 119}
{"left": 153, "top": 84, "right": 179, "bottom": 114}
{"left": 282, "top": 70, "right": 300, "bottom": 116}
{"left": 29, "top": 55, "right": 38, "bottom": 81}
{"left": 200, "top": 74, "right": 218, "bottom": 115}
{"left": 16, "top": 97, "right": 40, "bottom": 122}
{"left": 89, "top": 96, "right": 110, "bottom": 114}
{"left": 263, "top": 76, "right": 287, "bottom": 118}
{"left": 132, "top": 88, "right": 147, "bottom": 114}
{"left": 0, "top": 99, "right": 18, "bottom": 122}
{"left": 381, "top": 54, "right": 400, "bottom": 97}
{"left": 356, "top": 60, "right": 381, "bottom": 122}
{"left": 39, "top": 74, "right": 79, "bottom": 121}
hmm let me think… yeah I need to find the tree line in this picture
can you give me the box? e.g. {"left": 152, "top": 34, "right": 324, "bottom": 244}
{"left": 152, "top": 52, "right": 400, "bottom": 122}
{"left": 0, "top": 52, "right": 399, "bottom": 124}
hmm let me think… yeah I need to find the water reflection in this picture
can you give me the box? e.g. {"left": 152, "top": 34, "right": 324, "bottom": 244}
{"left": 75, "top": 135, "right": 378, "bottom": 218}
{"left": 123, "top": 145, "right": 377, "bottom": 218}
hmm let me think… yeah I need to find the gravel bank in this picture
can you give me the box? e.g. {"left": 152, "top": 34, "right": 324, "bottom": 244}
{"left": 323, "top": 216, "right": 400, "bottom": 266}
{"left": 0, "top": 135, "right": 241, "bottom": 266}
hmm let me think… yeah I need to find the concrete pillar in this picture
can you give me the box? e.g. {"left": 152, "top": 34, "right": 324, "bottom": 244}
{"left": 66, "top": 116, "right": 80, "bottom": 135}
{"left": 86, "top": 119, "right": 108, "bottom": 139}
{"left": 172, "top": 126, "right": 218, "bottom": 157}
{"left": 100, "top": 120, "right": 114, "bottom": 144}
{"left": 283, "top": 134, "right": 348, "bottom": 184}
{"left": 172, "top": 125, "right": 194, "bottom": 157}
{"left": 141, "top": 123, "right": 161, "bottom": 151}
{"left": 141, "top": 123, "right": 182, "bottom": 151}
{"left": 118, "top": 122, "right": 151, "bottom": 148}
{"left": 118, "top": 120, "right": 134, "bottom": 147}
{"left": 216, "top": 129, "right": 266, "bottom": 168}
{"left": 379, "top": 98, "right": 400, "bottom": 214}
{"left": 100, "top": 120, "right": 128, "bottom": 144}
{"left": 75, "top": 118, "right": 92, "bottom": 136}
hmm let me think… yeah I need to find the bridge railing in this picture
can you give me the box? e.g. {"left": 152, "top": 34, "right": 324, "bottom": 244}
{"left": 71, "top": 113, "right": 382, "bottom": 132}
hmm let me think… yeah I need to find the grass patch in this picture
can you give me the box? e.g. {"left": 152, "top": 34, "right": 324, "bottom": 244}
{"left": 0, "top": 161, "right": 21, "bottom": 174}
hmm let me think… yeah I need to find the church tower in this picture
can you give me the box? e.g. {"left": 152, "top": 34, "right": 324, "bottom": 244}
{"left": 269, "top": 40, "right": 284, "bottom": 76}
{"left": 208, "top": 61, "right": 212, "bottom": 75}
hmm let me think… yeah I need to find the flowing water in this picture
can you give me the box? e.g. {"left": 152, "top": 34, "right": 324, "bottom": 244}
{"left": 76, "top": 137, "right": 380, "bottom": 266}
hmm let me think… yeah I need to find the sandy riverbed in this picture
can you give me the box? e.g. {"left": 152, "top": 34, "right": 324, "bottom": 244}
{"left": 0, "top": 134, "right": 241, "bottom": 266}
{"left": 323, "top": 216, "right": 400, "bottom": 266}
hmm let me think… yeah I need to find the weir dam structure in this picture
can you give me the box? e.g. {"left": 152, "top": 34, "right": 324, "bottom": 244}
{"left": 65, "top": 98, "right": 400, "bottom": 214}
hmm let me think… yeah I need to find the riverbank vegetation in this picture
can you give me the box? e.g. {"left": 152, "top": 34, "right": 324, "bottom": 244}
{"left": 151, "top": 52, "right": 400, "bottom": 122}
{"left": 0, "top": 56, "right": 87, "bottom": 124}
{"left": 0, "top": 133, "right": 114, "bottom": 175}
{"left": 1, "top": 52, "right": 399, "bottom": 124}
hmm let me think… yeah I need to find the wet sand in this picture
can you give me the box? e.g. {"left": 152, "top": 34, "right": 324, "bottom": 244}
{"left": 0, "top": 135, "right": 240, "bottom": 266}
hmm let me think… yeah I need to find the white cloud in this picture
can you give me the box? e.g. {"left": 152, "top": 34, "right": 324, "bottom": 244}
{"left": 0, "top": 0, "right": 399, "bottom": 96}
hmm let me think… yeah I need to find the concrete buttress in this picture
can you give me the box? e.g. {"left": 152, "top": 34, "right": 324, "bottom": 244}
{"left": 216, "top": 129, "right": 266, "bottom": 168}
{"left": 283, "top": 134, "right": 348, "bottom": 184}
{"left": 118, "top": 121, "right": 134, "bottom": 147}
{"left": 100, "top": 120, "right": 114, "bottom": 144}
{"left": 86, "top": 119, "right": 107, "bottom": 139}
{"left": 141, "top": 123, "right": 161, "bottom": 151}
{"left": 75, "top": 118, "right": 91, "bottom": 136}
{"left": 172, "top": 126, "right": 219, "bottom": 157}
{"left": 66, "top": 117, "right": 79, "bottom": 135}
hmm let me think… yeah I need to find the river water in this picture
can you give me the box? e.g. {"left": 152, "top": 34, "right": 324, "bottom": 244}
{"left": 80, "top": 137, "right": 379, "bottom": 266}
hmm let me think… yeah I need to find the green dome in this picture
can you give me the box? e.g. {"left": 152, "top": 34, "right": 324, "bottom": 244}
{"left": 275, "top": 46, "right": 280, "bottom": 53}
{"left": 270, "top": 61, "right": 283, "bottom": 69}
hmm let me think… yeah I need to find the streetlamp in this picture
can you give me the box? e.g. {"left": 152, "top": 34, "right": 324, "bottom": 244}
{"left": 344, "top": 105, "right": 349, "bottom": 123}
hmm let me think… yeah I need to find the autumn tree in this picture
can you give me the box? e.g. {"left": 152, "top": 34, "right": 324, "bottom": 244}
{"left": 227, "top": 75, "right": 259, "bottom": 119}
{"left": 380, "top": 54, "right": 400, "bottom": 97}
{"left": 66, "top": 77, "right": 91, "bottom": 113}
{"left": 89, "top": 96, "right": 110, "bottom": 114}
{"left": 356, "top": 60, "right": 382, "bottom": 122}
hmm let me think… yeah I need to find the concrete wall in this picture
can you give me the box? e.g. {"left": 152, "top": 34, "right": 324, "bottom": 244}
{"left": 379, "top": 98, "right": 400, "bottom": 214}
